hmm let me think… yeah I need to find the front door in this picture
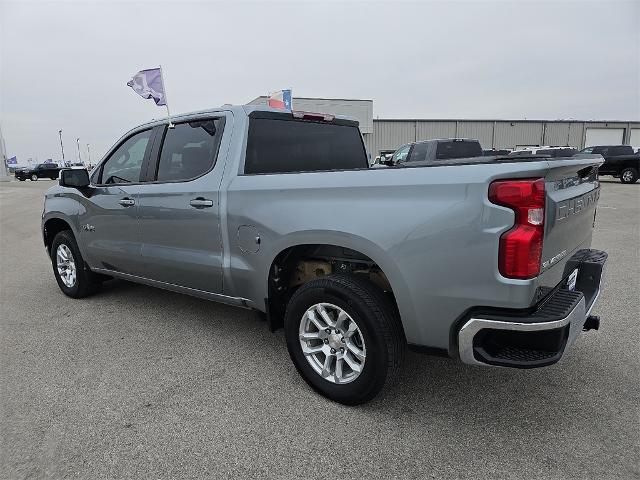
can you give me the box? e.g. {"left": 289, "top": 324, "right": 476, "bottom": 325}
{"left": 137, "top": 116, "right": 229, "bottom": 293}
{"left": 78, "top": 128, "right": 155, "bottom": 276}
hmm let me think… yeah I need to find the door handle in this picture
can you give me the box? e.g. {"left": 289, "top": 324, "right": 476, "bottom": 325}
{"left": 118, "top": 197, "right": 135, "bottom": 207}
{"left": 190, "top": 197, "right": 214, "bottom": 208}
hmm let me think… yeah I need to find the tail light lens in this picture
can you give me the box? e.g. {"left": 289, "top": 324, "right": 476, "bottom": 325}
{"left": 489, "top": 178, "right": 545, "bottom": 279}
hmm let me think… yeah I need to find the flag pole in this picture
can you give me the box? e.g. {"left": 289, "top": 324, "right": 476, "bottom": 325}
{"left": 159, "top": 65, "right": 174, "bottom": 128}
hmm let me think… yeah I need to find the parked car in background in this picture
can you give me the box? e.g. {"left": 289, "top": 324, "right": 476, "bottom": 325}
{"left": 373, "top": 149, "right": 396, "bottom": 165}
{"left": 385, "top": 138, "right": 483, "bottom": 165}
{"left": 578, "top": 145, "right": 639, "bottom": 183}
{"left": 509, "top": 146, "right": 578, "bottom": 158}
{"left": 15, "top": 163, "right": 61, "bottom": 181}
{"left": 536, "top": 147, "right": 578, "bottom": 157}
{"left": 482, "top": 149, "right": 511, "bottom": 156}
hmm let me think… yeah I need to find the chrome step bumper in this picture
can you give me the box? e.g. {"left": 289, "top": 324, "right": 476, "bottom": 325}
{"left": 458, "top": 249, "right": 607, "bottom": 368}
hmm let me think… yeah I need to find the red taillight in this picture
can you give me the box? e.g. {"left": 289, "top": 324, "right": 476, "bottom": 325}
{"left": 489, "top": 178, "right": 545, "bottom": 279}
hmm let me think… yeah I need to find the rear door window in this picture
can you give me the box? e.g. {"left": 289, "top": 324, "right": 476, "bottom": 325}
{"left": 592, "top": 147, "right": 608, "bottom": 155}
{"left": 245, "top": 118, "right": 367, "bottom": 174}
{"left": 155, "top": 119, "right": 223, "bottom": 182}
{"left": 435, "top": 141, "right": 482, "bottom": 159}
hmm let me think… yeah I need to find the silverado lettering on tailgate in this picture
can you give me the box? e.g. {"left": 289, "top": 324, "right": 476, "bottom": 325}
{"left": 556, "top": 188, "right": 600, "bottom": 222}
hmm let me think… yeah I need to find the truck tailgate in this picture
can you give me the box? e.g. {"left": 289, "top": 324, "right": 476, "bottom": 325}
{"left": 539, "top": 156, "right": 603, "bottom": 287}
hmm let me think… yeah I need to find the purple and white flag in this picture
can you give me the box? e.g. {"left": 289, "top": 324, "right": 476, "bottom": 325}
{"left": 127, "top": 68, "right": 166, "bottom": 106}
{"left": 6, "top": 156, "right": 17, "bottom": 165}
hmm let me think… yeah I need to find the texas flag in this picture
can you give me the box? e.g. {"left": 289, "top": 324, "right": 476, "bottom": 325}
{"left": 267, "top": 89, "right": 292, "bottom": 110}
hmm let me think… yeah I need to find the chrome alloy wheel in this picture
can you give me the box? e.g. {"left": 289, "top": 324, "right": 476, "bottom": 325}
{"left": 622, "top": 170, "right": 634, "bottom": 182}
{"left": 56, "top": 244, "right": 76, "bottom": 288}
{"left": 299, "top": 303, "right": 366, "bottom": 384}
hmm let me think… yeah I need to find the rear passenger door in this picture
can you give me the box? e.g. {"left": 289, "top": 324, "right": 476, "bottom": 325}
{"left": 137, "top": 115, "right": 229, "bottom": 293}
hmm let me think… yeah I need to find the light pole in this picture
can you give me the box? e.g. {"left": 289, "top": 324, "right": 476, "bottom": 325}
{"left": 58, "top": 130, "right": 65, "bottom": 164}
{"left": 76, "top": 138, "right": 81, "bottom": 163}
{"left": 86, "top": 143, "right": 91, "bottom": 167}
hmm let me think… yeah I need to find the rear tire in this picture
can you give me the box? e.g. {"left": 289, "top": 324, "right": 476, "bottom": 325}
{"left": 50, "top": 230, "right": 100, "bottom": 298}
{"left": 284, "top": 274, "right": 405, "bottom": 405}
{"left": 620, "top": 168, "right": 638, "bottom": 184}
{"left": 30, "top": 174, "right": 38, "bottom": 181}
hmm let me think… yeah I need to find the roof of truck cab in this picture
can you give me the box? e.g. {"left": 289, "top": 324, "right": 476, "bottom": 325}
{"left": 106, "top": 105, "right": 362, "bottom": 164}
{"left": 133, "top": 104, "right": 358, "bottom": 130}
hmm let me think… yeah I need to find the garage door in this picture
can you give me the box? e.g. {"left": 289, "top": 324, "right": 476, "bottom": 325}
{"left": 630, "top": 129, "right": 640, "bottom": 150}
{"left": 585, "top": 128, "right": 625, "bottom": 147}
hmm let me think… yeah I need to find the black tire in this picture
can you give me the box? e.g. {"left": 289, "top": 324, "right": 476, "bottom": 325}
{"left": 284, "top": 274, "right": 405, "bottom": 405}
{"left": 18, "top": 178, "right": 25, "bottom": 181}
{"left": 30, "top": 174, "right": 38, "bottom": 181}
{"left": 50, "top": 230, "right": 100, "bottom": 298}
{"left": 620, "top": 167, "right": 638, "bottom": 184}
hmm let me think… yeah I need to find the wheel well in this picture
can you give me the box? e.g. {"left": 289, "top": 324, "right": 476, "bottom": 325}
{"left": 265, "top": 244, "right": 397, "bottom": 331}
{"left": 43, "top": 218, "right": 72, "bottom": 252}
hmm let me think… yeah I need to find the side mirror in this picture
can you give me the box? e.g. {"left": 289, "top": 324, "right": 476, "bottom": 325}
{"left": 59, "top": 168, "right": 90, "bottom": 188}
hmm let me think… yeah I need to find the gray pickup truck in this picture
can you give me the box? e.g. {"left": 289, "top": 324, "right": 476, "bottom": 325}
{"left": 42, "top": 105, "right": 607, "bottom": 404}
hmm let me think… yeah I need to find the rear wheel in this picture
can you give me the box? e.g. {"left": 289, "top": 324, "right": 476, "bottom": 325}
{"left": 620, "top": 168, "right": 638, "bottom": 184}
{"left": 30, "top": 174, "right": 38, "bottom": 181}
{"left": 284, "top": 274, "right": 405, "bottom": 405}
{"left": 50, "top": 230, "right": 101, "bottom": 298}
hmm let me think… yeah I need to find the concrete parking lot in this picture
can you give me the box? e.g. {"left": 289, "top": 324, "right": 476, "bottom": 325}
{"left": 0, "top": 179, "right": 638, "bottom": 479}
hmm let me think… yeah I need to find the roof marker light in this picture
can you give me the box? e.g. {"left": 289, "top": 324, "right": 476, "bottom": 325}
{"left": 292, "top": 111, "right": 335, "bottom": 122}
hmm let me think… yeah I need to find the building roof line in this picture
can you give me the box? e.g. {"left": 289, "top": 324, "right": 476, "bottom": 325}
{"left": 374, "top": 118, "right": 639, "bottom": 124}
{"left": 250, "top": 96, "right": 373, "bottom": 103}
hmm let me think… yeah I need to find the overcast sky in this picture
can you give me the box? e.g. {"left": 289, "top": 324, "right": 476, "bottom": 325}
{"left": 1, "top": 0, "right": 638, "bottom": 164}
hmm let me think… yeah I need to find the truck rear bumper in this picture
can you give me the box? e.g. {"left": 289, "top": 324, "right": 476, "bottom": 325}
{"left": 458, "top": 249, "right": 607, "bottom": 368}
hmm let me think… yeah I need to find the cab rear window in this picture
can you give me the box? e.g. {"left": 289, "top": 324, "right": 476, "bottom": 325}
{"left": 244, "top": 118, "right": 368, "bottom": 174}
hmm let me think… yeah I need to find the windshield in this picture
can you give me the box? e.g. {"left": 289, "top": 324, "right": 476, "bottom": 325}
{"left": 391, "top": 145, "right": 411, "bottom": 163}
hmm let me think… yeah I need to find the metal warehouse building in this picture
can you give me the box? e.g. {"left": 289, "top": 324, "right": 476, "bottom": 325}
{"left": 249, "top": 96, "right": 640, "bottom": 158}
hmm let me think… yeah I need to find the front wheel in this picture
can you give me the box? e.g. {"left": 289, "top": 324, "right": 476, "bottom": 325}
{"left": 30, "top": 174, "right": 38, "bottom": 181}
{"left": 284, "top": 274, "right": 405, "bottom": 405}
{"left": 50, "top": 230, "right": 101, "bottom": 298}
{"left": 620, "top": 167, "right": 638, "bottom": 184}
